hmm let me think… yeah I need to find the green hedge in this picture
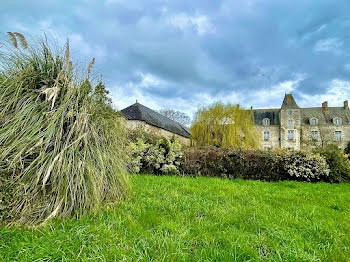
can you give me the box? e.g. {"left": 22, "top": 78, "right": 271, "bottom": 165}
{"left": 181, "top": 147, "right": 331, "bottom": 182}
{"left": 315, "top": 145, "right": 350, "bottom": 182}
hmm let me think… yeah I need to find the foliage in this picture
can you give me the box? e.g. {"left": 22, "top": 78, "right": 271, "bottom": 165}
{"left": 0, "top": 34, "right": 129, "bottom": 225}
{"left": 281, "top": 151, "right": 329, "bottom": 181}
{"left": 126, "top": 136, "right": 183, "bottom": 174}
{"left": 158, "top": 108, "right": 191, "bottom": 127}
{"left": 344, "top": 141, "right": 350, "bottom": 155}
{"left": 126, "top": 127, "right": 160, "bottom": 145}
{"left": 1, "top": 175, "right": 350, "bottom": 261}
{"left": 190, "top": 103, "right": 259, "bottom": 149}
{"left": 314, "top": 145, "right": 350, "bottom": 182}
{"left": 181, "top": 147, "right": 330, "bottom": 182}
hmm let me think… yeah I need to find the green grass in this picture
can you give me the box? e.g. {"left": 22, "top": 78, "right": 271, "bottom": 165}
{"left": 1, "top": 175, "right": 350, "bottom": 261}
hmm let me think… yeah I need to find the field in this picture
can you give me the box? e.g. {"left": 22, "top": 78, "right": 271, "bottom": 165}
{"left": 1, "top": 175, "right": 350, "bottom": 261}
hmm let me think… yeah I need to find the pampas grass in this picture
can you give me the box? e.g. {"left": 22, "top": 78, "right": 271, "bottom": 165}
{"left": 0, "top": 34, "right": 129, "bottom": 225}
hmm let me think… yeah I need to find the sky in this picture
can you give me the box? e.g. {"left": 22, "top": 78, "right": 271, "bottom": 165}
{"left": 2, "top": 0, "right": 350, "bottom": 118}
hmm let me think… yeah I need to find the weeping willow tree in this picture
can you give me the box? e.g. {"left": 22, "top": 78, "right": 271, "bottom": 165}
{"left": 0, "top": 33, "right": 129, "bottom": 225}
{"left": 191, "top": 103, "right": 259, "bottom": 149}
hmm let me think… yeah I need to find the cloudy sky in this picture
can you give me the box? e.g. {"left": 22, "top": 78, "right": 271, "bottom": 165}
{"left": 2, "top": 0, "right": 350, "bottom": 118}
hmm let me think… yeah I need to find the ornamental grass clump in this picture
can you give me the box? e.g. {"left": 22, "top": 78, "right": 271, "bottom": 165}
{"left": 0, "top": 33, "right": 129, "bottom": 225}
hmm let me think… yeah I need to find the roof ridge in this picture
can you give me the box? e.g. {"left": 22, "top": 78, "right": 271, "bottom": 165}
{"left": 120, "top": 102, "right": 191, "bottom": 138}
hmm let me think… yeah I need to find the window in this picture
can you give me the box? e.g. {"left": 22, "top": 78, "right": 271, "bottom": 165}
{"left": 288, "top": 130, "right": 294, "bottom": 141}
{"left": 288, "top": 120, "right": 293, "bottom": 125}
{"left": 288, "top": 110, "right": 293, "bottom": 115}
{"left": 335, "top": 131, "right": 342, "bottom": 142}
{"left": 334, "top": 118, "right": 342, "bottom": 126}
{"left": 311, "top": 131, "right": 318, "bottom": 140}
{"left": 310, "top": 118, "right": 318, "bottom": 125}
{"left": 263, "top": 118, "right": 270, "bottom": 126}
{"left": 264, "top": 131, "right": 270, "bottom": 141}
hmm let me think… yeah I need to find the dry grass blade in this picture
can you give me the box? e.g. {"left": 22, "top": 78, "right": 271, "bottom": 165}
{"left": 7, "top": 32, "right": 18, "bottom": 48}
{"left": 14, "top": 32, "right": 28, "bottom": 49}
{"left": 0, "top": 36, "right": 129, "bottom": 225}
{"left": 65, "top": 39, "right": 70, "bottom": 60}
{"left": 87, "top": 57, "right": 95, "bottom": 78}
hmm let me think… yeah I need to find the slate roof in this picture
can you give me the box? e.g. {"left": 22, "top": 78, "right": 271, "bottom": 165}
{"left": 281, "top": 94, "right": 300, "bottom": 109}
{"left": 120, "top": 103, "right": 191, "bottom": 138}
{"left": 300, "top": 107, "right": 350, "bottom": 125}
{"left": 253, "top": 109, "right": 280, "bottom": 125}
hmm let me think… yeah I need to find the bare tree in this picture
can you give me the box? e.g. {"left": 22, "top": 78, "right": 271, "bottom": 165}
{"left": 158, "top": 108, "right": 191, "bottom": 127}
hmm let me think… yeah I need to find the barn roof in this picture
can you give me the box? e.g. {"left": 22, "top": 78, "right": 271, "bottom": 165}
{"left": 120, "top": 102, "right": 191, "bottom": 138}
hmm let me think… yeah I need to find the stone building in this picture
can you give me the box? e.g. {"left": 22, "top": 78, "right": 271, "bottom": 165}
{"left": 120, "top": 102, "right": 191, "bottom": 145}
{"left": 254, "top": 94, "right": 350, "bottom": 150}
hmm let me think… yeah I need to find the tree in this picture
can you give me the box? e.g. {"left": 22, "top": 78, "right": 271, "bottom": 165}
{"left": 158, "top": 108, "right": 191, "bottom": 127}
{"left": 190, "top": 103, "right": 259, "bottom": 149}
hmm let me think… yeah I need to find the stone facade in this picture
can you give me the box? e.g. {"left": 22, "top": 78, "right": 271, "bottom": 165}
{"left": 121, "top": 118, "right": 191, "bottom": 145}
{"left": 254, "top": 94, "right": 350, "bottom": 150}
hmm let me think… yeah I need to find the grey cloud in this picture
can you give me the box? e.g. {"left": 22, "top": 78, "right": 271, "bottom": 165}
{"left": 2, "top": 0, "right": 350, "bottom": 115}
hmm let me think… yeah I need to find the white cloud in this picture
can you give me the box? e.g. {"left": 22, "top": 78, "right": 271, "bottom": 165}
{"left": 137, "top": 72, "right": 164, "bottom": 87}
{"left": 314, "top": 38, "right": 343, "bottom": 54}
{"left": 298, "top": 79, "right": 350, "bottom": 107}
{"left": 168, "top": 13, "right": 215, "bottom": 36}
{"left": 245, "top": 74, "right": 306, "bottom": 109}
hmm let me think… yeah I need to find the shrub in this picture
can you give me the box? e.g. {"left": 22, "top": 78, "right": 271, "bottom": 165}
{"left": 126, "top": 136, "right": 183, "bottom": 175}
{"left": 344, "top": 142, "right": 350, "bottom": 156}
{"left": 281, "top": 151, "right": 329, "bottom": 182}
{"left": 126, "top": 127, "right": 159, "bottom": 145}
{"left": 0, "top": 34, "right": 129, "bottom": 225}
{"left": 181, "top": 147, "right": 330, "bottom": 182}
{"left": 181, "top": 147, "right": 227, "bottom": 177}
{"left": 314, "top": 145, "right": 350, "bottom": 182}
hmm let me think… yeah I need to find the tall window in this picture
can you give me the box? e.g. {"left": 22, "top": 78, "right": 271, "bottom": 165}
{"left": 311, "top": 131, "right": 318, "bottom": 140}
{"left": 288, "top": 130, "right": 294, "bottom": 141}
{"left": 311, "top": 118, "right": 317, "bottom": 125}
{"left": 264, "top": 131, "right": 270, "bottom": 141}
{"left": 263, "top": 118, "right": 270, "bottom": 126}
{"left": 335, "top": 131, "right": 342, "bottom": 141}
{"left": 335, "top": 118, "right": 341, "bottom": 126}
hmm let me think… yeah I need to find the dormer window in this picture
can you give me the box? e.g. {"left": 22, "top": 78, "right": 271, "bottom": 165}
{"left": 310, "top": 118, "right": 318, "bottom": 126}
{"left": 334, "top": 118, "right": 342, "bottom": 126}
{"left": 263, "top": 118, "right": 270, "bottom": 126}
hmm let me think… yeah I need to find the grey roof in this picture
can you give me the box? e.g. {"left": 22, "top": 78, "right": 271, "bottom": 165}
{"left": 281, "top": 94, "right": 299, "bottom": 109}
{"left": 253, "top": 106, "right": 350, "bottom": 126}
{"left": 120, "top": 103, "right": 191, "bottom": 138}
{"left": 253, "top": 109, "right": 280, "bottom": 125}
{"left": 300, "top": 107, "right": 350, "bottom": 125}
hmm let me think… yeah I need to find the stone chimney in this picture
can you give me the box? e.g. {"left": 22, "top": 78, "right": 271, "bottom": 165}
{"left": 322, "top": 101, "right": 328, "bottom": 111}
{"left": 344, "top": 100, "right": 349, "bottom": 110}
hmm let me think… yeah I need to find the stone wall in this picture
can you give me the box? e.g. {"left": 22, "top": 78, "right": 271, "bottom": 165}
{"left": 300, "top": 125, "right": 350, "bottom": 150}
{"left": 255, "top": 110, "right": 350, "bottom": 151}
{"left": 120, "top": 118, "right": 191, "bottom": 145}
{"left": 280, "top": 109, "right": 301, "bottom": 150}
{"left": 255, "top": 125, "right": 280, "bottom": 149}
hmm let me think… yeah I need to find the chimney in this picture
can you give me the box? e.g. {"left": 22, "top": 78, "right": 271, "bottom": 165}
{"left": 322, "top": 101, "right": 328, "bottom": 111}
{"left": 344, "top": 100, "right": 349, "bottom": 110}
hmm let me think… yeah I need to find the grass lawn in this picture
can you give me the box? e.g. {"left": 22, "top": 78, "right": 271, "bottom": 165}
{"left": 1, "top": 175, "right": 350, "bottom": 261}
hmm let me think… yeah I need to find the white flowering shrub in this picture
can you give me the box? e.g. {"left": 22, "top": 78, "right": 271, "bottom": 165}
{"left": 126, "top": 136, "right": 183, "bottom": 174}
{"left": 125, "top": 138, "right": 149, "bottom": 173}
{"left": 282, "top": 151, "right": 330, "bottom": 181}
